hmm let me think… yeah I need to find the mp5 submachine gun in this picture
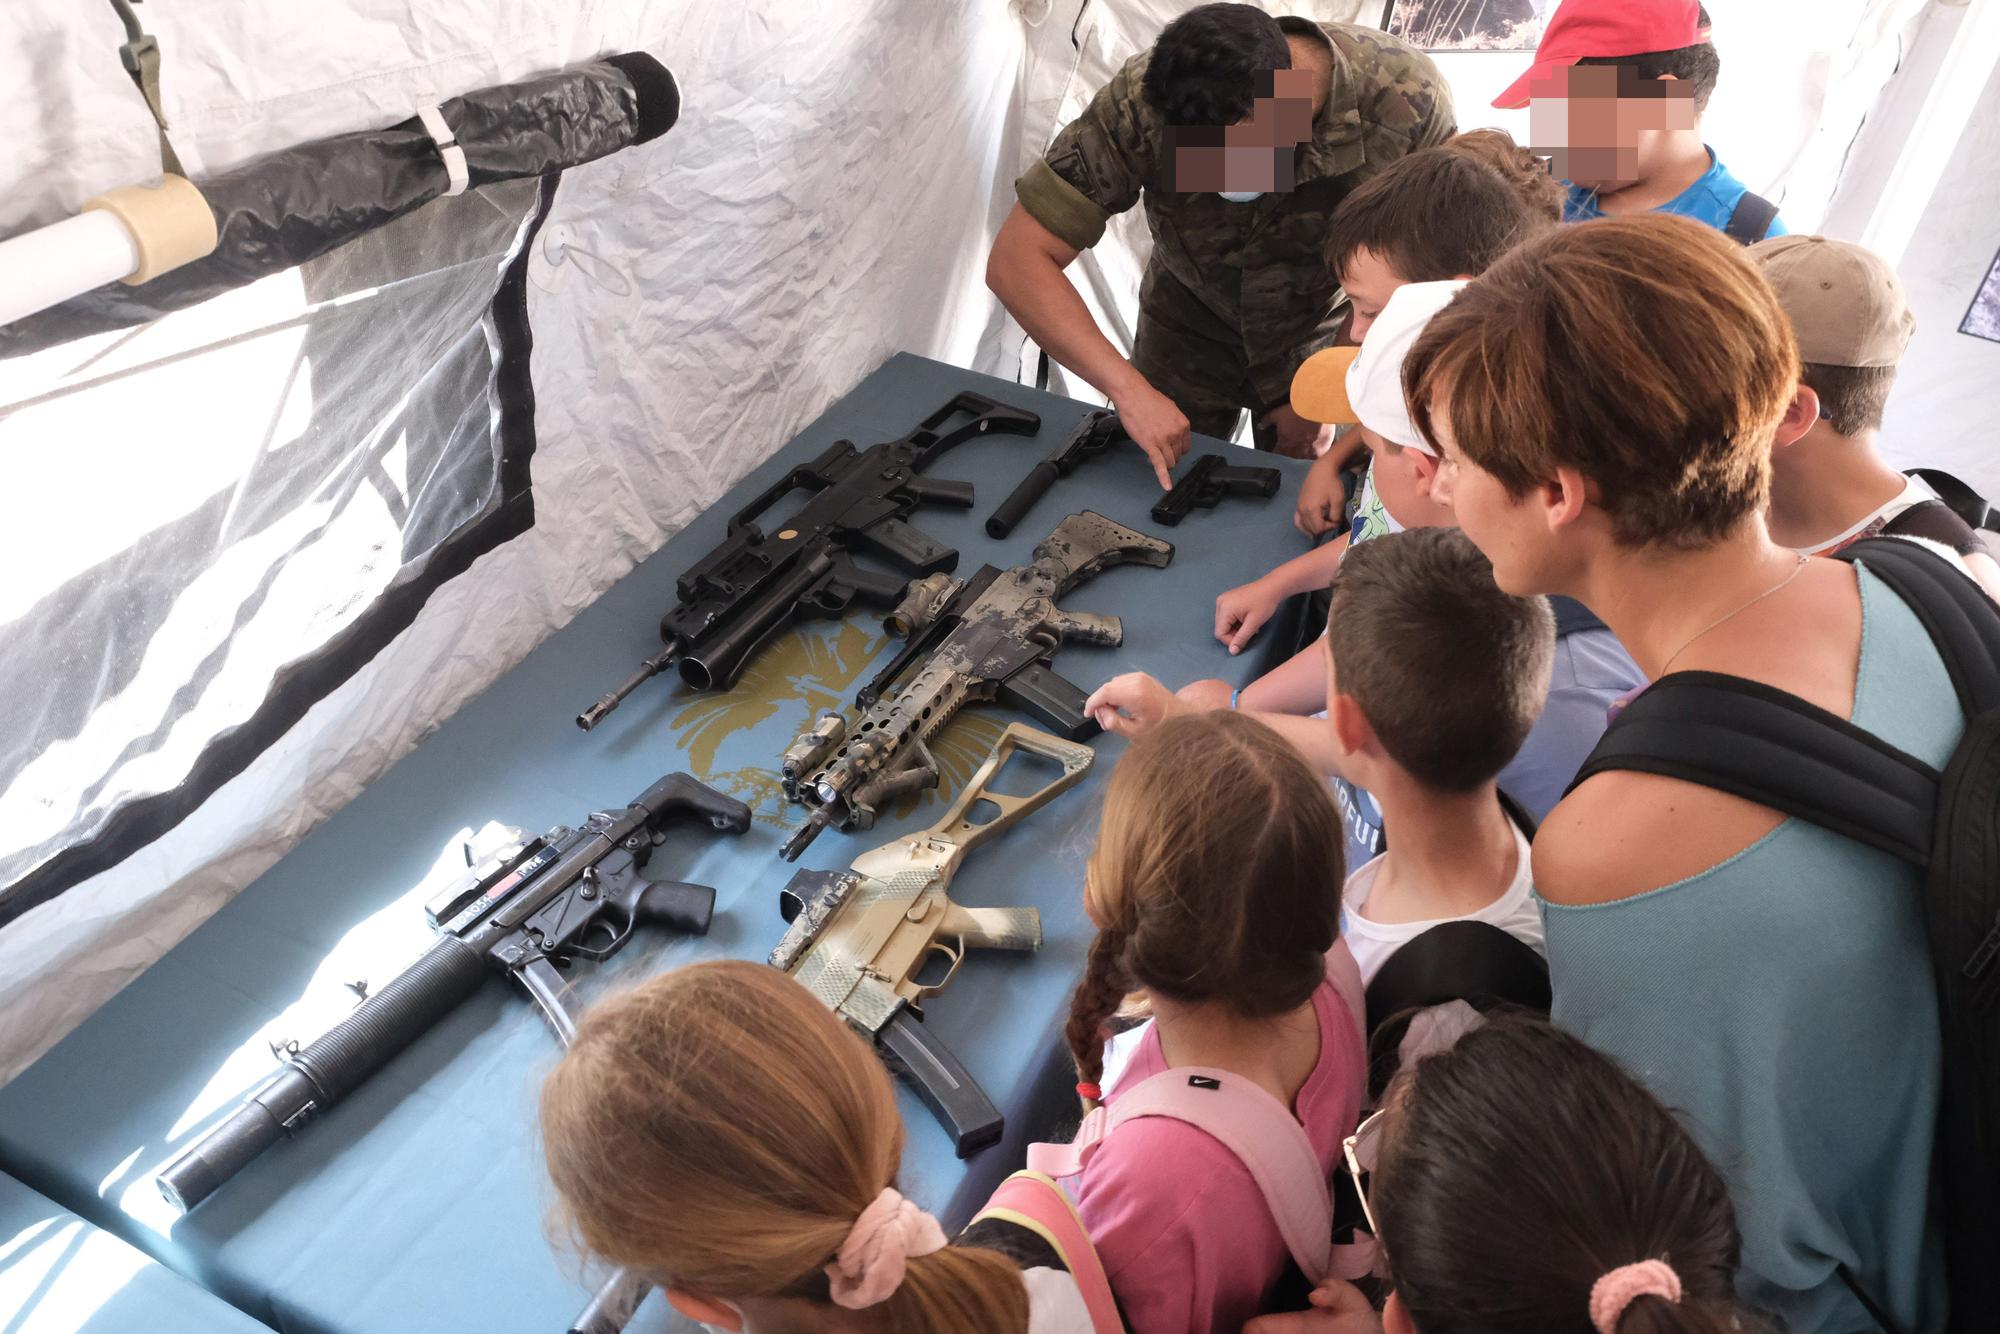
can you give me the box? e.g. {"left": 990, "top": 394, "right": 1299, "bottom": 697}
{"left": 778, "top": 511, "right": 1172, "bottom": 860}
{"left": 156, "top": 773, "right": 751, "bottom": 1213}
{"left": 772, "top": 723, "right": 1094, "bottom": 1154}
{"left": 576, "top": 392, "right": 1041, "bottom": 728}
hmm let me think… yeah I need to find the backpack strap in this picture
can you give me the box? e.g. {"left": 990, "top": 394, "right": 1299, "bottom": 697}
{"left": 1841, "top": 538, "right": 2000, "bottom": 713}
{"left": 973, "top": 1172, "right": 1126, "bottom": 1333}
{"left": 1089, "top": 1066, "right": 1335, "bottom": 1282}
{"left": 1723, "top": 190, "right": 1779, "bottom": 244}
{"left": 1905, "top": 469, "right": 2000, "bottom": 535}
{"left": 1568, "top": 671, "right": 1939, "bottom": 866}
{"left": 1027, "top": 948, "right": 1372, "bottom": 1284}
{"left": 1325, "top": 938, "right": 1367, "bottom": 1050}
{"left": 1569, "top": 540, "right": 2000, "bottom": 864}
{"left": 1881, "top": 500, "right": 1987, "bottom": 557}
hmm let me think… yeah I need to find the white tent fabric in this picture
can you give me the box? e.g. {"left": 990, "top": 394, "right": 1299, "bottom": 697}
{"left": 0, "top": 0, "right": 1029, "bottom": 1082}
{"left": 3, "top": 0, "right": 1996, "bottom": 1084}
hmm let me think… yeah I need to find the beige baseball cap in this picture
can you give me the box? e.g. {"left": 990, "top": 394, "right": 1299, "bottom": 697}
{"left": 1748, "top": 235, "right": 1915, "bottom": 368}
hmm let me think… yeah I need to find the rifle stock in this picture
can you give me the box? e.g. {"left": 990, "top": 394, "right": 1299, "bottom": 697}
{"left": 771, "top": 724, "right": 1094, "bottom": 1154}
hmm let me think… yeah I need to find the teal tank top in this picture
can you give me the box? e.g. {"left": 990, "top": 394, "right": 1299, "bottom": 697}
{"left": 1542, "top": 565, "right": 1953, "bottom": 1333}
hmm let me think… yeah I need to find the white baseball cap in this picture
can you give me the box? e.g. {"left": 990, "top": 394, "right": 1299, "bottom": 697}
{"left": 1289, "top": 280, "right": 1470, "bottom": 454}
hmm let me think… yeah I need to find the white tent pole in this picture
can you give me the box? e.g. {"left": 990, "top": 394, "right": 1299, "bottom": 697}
{"left": 0, "top": 213, "right": 139, "bottom": 329}
{"left": 0, "top": 176, "right": 217, "bottom": 330}
{"left": 1857, "top": 0, "right": 2000, "bottom": 267}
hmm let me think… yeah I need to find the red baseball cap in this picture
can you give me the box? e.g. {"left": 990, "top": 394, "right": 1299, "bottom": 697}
{"left": 1492, "top": 0, "right": 1705, "bottom": 109}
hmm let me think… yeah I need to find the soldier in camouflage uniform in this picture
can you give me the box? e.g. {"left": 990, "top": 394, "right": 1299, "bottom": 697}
{"left": 988, "top": 4, "right": 1452, "bottom": 480}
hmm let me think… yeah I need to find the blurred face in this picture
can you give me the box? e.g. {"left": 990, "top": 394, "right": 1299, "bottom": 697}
{"left": 1169, "top": 66, "right": 1315, "bottom": 196}
{"left": 1341, "top": 247, "right": 1405, "bottom": 342}
{"left": 1527, "top": 64, "right": 1698, "bottom": 192}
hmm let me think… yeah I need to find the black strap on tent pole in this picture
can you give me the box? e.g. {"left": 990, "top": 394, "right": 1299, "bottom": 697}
{"left": 108, "top": 0, "right": 186, "bottom": 178}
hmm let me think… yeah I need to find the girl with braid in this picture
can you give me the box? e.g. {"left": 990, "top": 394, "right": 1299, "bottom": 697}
{"left": 540, "top": 960, "right": 1095, "bottom": 1334}
{"left": 1057, "top": 710, "right": 1365, "bottom": 1334}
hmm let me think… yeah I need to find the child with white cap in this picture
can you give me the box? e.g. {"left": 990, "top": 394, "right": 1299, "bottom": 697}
{"left": 1110, "top": 282, "right": 1641, "bottom": 878}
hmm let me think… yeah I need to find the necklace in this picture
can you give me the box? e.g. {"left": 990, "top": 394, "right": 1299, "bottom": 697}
{"left": 1658, "top": 553, "right": 1811, "bottom": 677}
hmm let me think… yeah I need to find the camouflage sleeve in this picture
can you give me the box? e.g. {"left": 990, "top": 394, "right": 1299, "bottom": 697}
{"left": 1015, "top": 57, "right": 1157, "bottom": 252}
{"left": 1410, "top": 47, "right": 1456, "bottom": 150}
{"left": 1338, "top": 24, "right": 1457, "bottom": 155}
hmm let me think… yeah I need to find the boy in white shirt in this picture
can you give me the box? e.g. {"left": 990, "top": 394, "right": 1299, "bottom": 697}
{"left": 1752, "top": 234, "right": 2000, "bottom": 601}
{"left": 1315, "top": 527, "right": 1552, "bottom": 983}
{"left": 1089, "top": 523, "right": 1555, "bottom": 986}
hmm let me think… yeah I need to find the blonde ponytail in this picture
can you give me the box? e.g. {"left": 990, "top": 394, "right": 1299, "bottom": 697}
{"left": 540, "top": 960, "right": 1027, "bottom": 1333}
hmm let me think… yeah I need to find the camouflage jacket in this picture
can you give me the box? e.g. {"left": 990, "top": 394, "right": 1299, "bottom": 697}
{"left": 1017, "top": 20, "right": 1453, "bottom": 405}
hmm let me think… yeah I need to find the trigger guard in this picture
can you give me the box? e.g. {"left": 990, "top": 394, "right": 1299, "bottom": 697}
{"left": 916, "top": 939, "right": 965, "bottom": 998}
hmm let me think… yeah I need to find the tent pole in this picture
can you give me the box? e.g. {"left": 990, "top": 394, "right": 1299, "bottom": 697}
{"left": 0, "top": 175, "right": 217, "bottom": 330}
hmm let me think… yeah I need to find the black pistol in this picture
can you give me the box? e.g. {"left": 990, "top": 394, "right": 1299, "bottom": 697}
{"left": 1151, "top": 452, "right": 1282, "bottom": 526}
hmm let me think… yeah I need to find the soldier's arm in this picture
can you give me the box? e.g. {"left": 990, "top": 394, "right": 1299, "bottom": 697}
{"left": 987, "top": 61, "right": 1187, "bottom": 487}
{"left": 985, "top": 203, "right": 1146, "bottom": 416}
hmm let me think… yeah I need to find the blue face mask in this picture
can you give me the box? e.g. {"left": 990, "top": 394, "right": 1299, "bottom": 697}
{"left": 1217, "top": 190, "right": 1264, "bottom": 203}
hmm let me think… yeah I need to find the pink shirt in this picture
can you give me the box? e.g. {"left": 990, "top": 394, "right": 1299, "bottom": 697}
{"left": 1071, "top": 979, "right": 1365, "bottom": 1334}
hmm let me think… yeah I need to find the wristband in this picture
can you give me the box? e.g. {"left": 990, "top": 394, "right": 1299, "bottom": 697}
{"left": 1229, "top": 687, "right": 1242, "bottom": 711}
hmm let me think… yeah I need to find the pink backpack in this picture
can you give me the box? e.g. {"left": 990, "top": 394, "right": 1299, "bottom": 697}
{"left": 1026, "top": 943, "right": 1376, "bottom": 1287}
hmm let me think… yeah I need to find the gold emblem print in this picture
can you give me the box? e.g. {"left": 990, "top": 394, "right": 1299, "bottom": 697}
{"left": 670, "top": 620, "right": 1008, "bottom": 826}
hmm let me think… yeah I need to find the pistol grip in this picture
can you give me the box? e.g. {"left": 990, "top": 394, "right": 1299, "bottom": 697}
{"left": 634, "top": 880, "right": 716, "bottom": 938}
{"left": 878, "top": 1008, "right": 1005, "bottom": 1157}
{"left": 942, "top": 904, "right": 1043, "bottom": 952}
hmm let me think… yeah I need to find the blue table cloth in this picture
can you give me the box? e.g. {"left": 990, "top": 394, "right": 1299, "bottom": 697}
{"left": 0, "top": 353, "right": 1310, "bottom": 1333}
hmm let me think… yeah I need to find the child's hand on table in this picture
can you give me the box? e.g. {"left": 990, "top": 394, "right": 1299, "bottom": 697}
{"left": 1086, "top": 673, "right": 1191, "bottom": 739}
{"left": 1215, "top": 576, "right": 1283, "bottom": 655}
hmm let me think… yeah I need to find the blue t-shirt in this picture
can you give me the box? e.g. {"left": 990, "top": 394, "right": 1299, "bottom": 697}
{"left": 1563, "top": 147, "right": 1787, "bottom": 239}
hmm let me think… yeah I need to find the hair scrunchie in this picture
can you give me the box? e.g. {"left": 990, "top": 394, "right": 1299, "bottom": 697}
{"left": 1589, "top": 1258, "right": 1683, "bottom": 1333}
{"left": 823, "top": 1187, "right": 948, "bottom": 1310}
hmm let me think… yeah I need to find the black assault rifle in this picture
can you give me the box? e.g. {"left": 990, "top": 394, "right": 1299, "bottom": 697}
{"left": 156, "top": 773, "right": 751, "bottom": 1213}
{"left": 576, "top": 392, "right": 1041, "bottom": 729}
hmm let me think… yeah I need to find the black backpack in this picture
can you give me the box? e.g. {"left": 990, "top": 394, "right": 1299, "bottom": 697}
{"left": 1570, "top": 537, "right": 2000, "bottom": 1333}
{"left": 1362, "top": 793, "right": 1552, "bottom": 1101}
{"left": 1892, "top": 469, "right": 2000, "bottom": 556}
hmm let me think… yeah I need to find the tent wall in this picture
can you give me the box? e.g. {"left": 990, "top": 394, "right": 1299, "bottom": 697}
{"left": 0, "top": 0, "right": 1027, "bottom": 1083}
